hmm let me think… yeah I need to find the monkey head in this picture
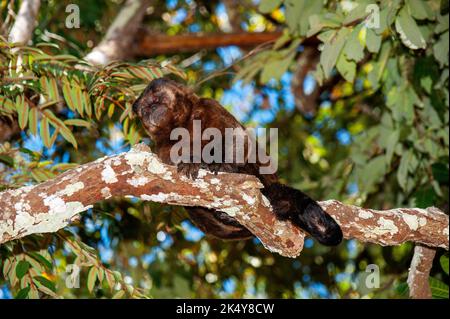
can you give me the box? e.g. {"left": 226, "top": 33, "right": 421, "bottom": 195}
{"left": 132, "top": 78, "right": 196, "bottom": 141}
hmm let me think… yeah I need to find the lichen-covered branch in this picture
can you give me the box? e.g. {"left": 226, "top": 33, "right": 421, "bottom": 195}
{"left": 321, "top": 201, "right": 448, "bottom": 250}
{"left": 0, "top": 145, "right": 448, "bottom": 259}
{"left": 407, "top": 245, "right": 436, "bottom": 299}
{"left": 0, "top": 144, "right": 303, "bottom": 256}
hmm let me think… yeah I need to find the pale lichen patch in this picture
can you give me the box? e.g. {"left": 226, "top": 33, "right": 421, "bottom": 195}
{"left": 101, "top": 187, "right": 112, "bottom": 199}
{"left": 221, "top": 206, "right": 240, "bottom": 217}
{"left": 261, "top": 195, "right": 271, "bottom": 208}
{"left": 101, "top": 165, "right": 118, "bottom": 184}
{"left": 8, "top": 185, "right": 34, "bottom": 197}
{"left": 210, "top": 178, "right": 221, "bottom": 185}
{"left": 242, "top": 193, "right": 256, "bottom": 206}
{"left": 191, "top": 178, "right": 210, "bottom": 190}
{"left": 113, "top": 159, "right": 122, "bottom": 166}
{"left": 61, "top": 182, "right": 85, "bottom": 197}
{"left": 124, "top": 151, "right": 146, "bottom": 167}
{"left": 197, "top": 169, "right": 207, "bottom": 179}
{"left": 147, "top": 155, "right": 168, "bottom": 175}
{"left": 43, "top": 196, "right": 67, "bottom": 214}
{"left": 402, "top": 214, "right": 420, "bottom": 231}
{"left": 372, "top": 217, "right": 399, "bottom": 236}
{"left": 418, "top": 217, "right": 427, "bottom": 227}
{"left": 141, "top": 193, "right": 169, "bottom": 202}
{"left": 140, "top": 192, "right": 186, "bottom": 203}
{"left": 127, "top": 176, "right": 151, "bottom": 187}
{"left": 359, "top": 210, "right": 374, "bottom": 219}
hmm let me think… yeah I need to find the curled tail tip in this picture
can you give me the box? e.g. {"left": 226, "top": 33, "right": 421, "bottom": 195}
{"left": 299, "top": 202, "right": 343, "bottom": 246}
{"left": 263, "top": 183, "right": 343, "bottom": 246}
{"left": 315, "top": 224, "right": 343, "bottom": 246}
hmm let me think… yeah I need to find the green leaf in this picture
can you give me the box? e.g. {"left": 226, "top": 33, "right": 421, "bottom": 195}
{"left": 395, "top": 7, "right": 427, "bottom": 50}
{"left": 64, "top": 119, "right": 91, "bottom": 128}
{"left": 0, "top": 155, "right": 14, "bottom": 167}
{"left": 429, "top": 277, "right": 449, "bottom": 299}
{"left": 2, "top": 258, "right": 12, "bottom": 278}
{"left": 112, "top": 290, "right": 125, "bottom": 299}
{"left": 74, "top": 85, "right": 84, "bottom": 116}
{"left": 0, "top": 96, "right": 16, "bottom": 114}
{"left": 35, "top": 284, "right": 59, "bottom": 298}
{"left": 359, "top": 155, "right": 387, "bottom": 192}
{"left": 62, "top": 79, "right": 76, "bottom": 111}
{"left": 395, "top": 282, "right": 410, "bottom": 297}
{"left": 366, "top": 28, "right": 381, "bottom": 53}
{"left": 43, "top": 110, "right": 78, "bottom": 148}
{"left": 420, "top": 76, "right": 433, "bottom": 94}
{"left": 16, "top": 95, "right": 29, "bottom": 130}
{"left": 320, "top": 28, "right": 351, "bottom": 78}
{"left": 259, "top": 0, "right": 282, "bottom": 13}
{"left": 47, "top": 77, "right": 60, "bottom": 101}
{"left": 105, "top": 270, "right": 116, "bottom": 292}
{"left": 407, "top": 0, "right": 435, "bottom": 20}
{"left": 307, "top": 14, "right": 341, "bottom": 37}
{"left": 284, "top": 0, "right": 323, "bottom": 36}
{"left": 336, "top": 53, "right": 356, "bottom": 83}
{"left": 34, "top": 275, "right": 56, "bottom": 292}
{"left": 397, "top": 150, "right": 412, "bottom": 190}
{"left": 31, "top": 168, "right": 54, "bottom": 182}
{"left": 385, "top": 130, "right": 400, "bottom": 164}
{"left": 82, "top": 90, "right": 92, "bottom": 118}
{"left": 343, "top": 3, "right": 370, "bottom": 25}
{"left": 433, "top": 31, "right": 449, "bottom": 67}
{"left": 414, "top": 187, "right": 437, "bottom": 208}
{"left": 97, "top": 267, "right": 105, "bottom": 284}
{"left": 343, "top": 25, "right": 365, "bottom": 62}
{"left": 87, "top": 267, "right": 98, "bottom": 293}
{"left": 28, "top": 107, "right": 39, "bottom": 135}
{"left": 16, "top": 260, "right": 30, "bottom": 279}
{"left": 387, "top": 86, "right": 417, "bottom": 124}
{"left": 368, "top": 41, "right": 391, "bottom": 88}
{"left": 27, "top": 252, "right": 53, "bottom": 271}
{"left": 15, "top": 285, "right": 31, "bottom": 299}
{"left": 432, "top": 163, "right": 449, "bottom": 183}
{"left": 260, "top": 52, "right": 295, "bottom": 83}
{"left": 40, "top": 117, "right": 52, "bottom": 148}
{"left": 435, "top": 14, "right": 449, "bottom": 34}
{"left": 440, "top": 255, "right": 449, "bottom": 275}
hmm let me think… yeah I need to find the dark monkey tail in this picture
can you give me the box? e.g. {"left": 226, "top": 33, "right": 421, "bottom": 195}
{"left": 262, "top": 183, "right": 343, "bottom": 246}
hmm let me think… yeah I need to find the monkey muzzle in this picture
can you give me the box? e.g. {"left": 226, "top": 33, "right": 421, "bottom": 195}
{"left": 148, "top": 105, "right": 168, "bottom": 125}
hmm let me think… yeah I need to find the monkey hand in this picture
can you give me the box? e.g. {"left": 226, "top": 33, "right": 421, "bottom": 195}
{"left": 177, "top": 162, "right": 239, "bottom": 179}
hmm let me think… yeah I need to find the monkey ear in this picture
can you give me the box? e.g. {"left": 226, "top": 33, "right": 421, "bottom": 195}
{"left": 172, "top": 93, "right": 192, "bottom": 124}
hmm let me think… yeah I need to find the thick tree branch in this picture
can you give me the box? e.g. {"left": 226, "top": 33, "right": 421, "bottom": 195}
{"left": 0, "top": 145, "right": 448, "bottom": 259}
{"left": 84, "top": 0, "right": 152, "bottom": 65}
{"left": 407, "top": 245, "right": 436, "bottom": 299}
{"left": 8, "top": 0, "right": 41, "bottom": 45}
{"left": 135, "top": 31, "right": 283, "bottom": 55}
{"left": 1, "top": 0, "right": 41, "bottom": 143}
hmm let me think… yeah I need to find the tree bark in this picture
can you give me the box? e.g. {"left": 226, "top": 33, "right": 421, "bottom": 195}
{"left": 84, "top": 0, "right": 152, "bottom": 65}
{"left": 0, "top": 144, "right": 448, "bottom": 259}
{"left": 8, "top": 0, "right": 41, "bottom": 45}
{"left": 1, "top": 0, "right": 41, "bottom": 143}
{"left": 135, "top": 31, "right": 283, "bottom": 55}
{"left": 407, "top": 245, "right": 436, "bottom": 299}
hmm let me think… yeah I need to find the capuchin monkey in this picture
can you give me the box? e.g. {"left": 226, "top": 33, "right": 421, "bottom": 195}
{"left": 132, "top": 78, "right": 343, "bottom": 246}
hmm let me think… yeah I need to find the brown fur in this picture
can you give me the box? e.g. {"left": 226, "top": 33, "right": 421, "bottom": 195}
{"left": 132, "top": 78, "right": 343, "bottom": 245}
